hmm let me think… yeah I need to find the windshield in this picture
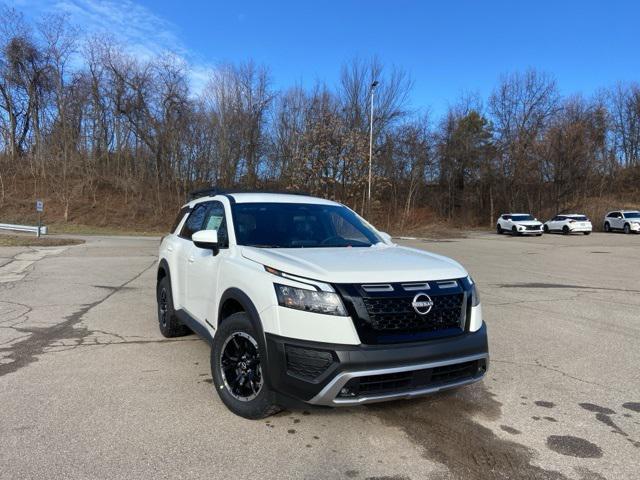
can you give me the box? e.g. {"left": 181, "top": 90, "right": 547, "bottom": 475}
{"left": 624, "top": 212, "right": 640, "bottom": 219}
{"left": 231, "top": 203, "right": 382, "bottom": 248}
{"left": 511, "top": 215, "right": 535, "bottom": 221}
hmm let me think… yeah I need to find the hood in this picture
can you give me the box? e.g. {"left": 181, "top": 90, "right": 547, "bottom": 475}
{"left": 241, "top": 244, "right": 467, "bottom": 284}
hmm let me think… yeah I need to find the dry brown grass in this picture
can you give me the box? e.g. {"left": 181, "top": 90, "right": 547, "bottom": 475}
{"left": 0, "top": 234, "right": 85, "bottom": 247}
{"left": 0, "top": 179, "right": 177, "bottom": 235}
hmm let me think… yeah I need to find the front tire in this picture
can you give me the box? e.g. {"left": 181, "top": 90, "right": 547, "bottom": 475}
{"left": 584, "top": 231, "right": 591, "bottom": 235}
{"left": 211, "top": 312, "right": 280, "bottom": 419}
{"left": 562, "top": 225, "right": 570, "bottom": 235}
{"left": 512, "top": 226, "right": 519, "bottom": 236}
{"left": 543, "top": 225, "right": 549, "bottom": 233}
{"left": 497, "top": 224, "right": 503, "bottom": 235}
{"left": 624, "top": 223, "right": 631, "bottom": 234}
{"left": 157, "top": 276, "right": 190, "bottom": 338}
{"left": 604, "top": 222, "right": 611, "bottom": 232}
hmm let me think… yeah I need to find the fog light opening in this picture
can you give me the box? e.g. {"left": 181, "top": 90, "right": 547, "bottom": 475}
{"left": 338, "top": 387, "right": 357, "bottom": 398}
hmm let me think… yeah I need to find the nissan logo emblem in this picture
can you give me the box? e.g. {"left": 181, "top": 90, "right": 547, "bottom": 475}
{"left": 412, "top": 293, "right": 434, "bottom": 315}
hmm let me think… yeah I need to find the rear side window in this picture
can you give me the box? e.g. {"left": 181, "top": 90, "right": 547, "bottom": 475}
{"left": 180, "top": 203, "right": 209, "bottom": 240}
{"left": 202, "top": 202, "right": 229, "bottom": 248}
{"left": 170, "top": 206, "right": 191, "bottom": 234}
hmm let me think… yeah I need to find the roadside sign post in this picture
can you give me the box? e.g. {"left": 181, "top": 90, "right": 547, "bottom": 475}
{"left": 36, "top": 200, "right": 44, "bottom": 238}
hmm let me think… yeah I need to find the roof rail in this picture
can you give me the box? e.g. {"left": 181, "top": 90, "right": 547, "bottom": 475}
{"left": 188, "top": 188, "right": 312, "bottom": 200}
{"left": 189, "top": 187, "right": 222, "bottom": 200}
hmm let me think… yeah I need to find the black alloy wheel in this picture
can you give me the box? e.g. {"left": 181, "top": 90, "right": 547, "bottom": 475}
{"left": 211, "top": 312, "right": 280, "bottom": 419}
{"left": 156, "top": 276, "right": 190, "bottom": 337}
{"left": 159, "top": 287, "right": 169, "bottom": 328}
{"left": 219, "top": 332, "right": 264, "bottom": 402}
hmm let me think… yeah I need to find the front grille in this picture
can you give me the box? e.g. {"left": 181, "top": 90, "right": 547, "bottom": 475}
{"left": 337, "top": 360, "right": 483, "bottom": 398}
{"left": 285, "top": 345, "right": 335, "bottom": 382}
{"left": 335, "top": 280, "right": 469, "bottom": 345}
{"left": 363, "top": 294, "right": 464, "bottom": 331}
{"left": 525, "top": 225, "right": 541, "bottom": 230}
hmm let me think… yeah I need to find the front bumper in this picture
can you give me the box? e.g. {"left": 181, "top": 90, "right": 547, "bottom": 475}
{"left": 264, "top": 322, "right": 489, "bottom": 406}
{"left": 517, "top": 228, "right": 543, "bottom": 235}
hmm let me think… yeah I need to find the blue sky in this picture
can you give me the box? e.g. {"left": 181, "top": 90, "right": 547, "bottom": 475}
{"left": 14, "top": 0, "right": 640, "bottom": 117}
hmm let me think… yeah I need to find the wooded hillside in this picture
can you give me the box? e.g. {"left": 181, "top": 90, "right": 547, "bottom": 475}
{"left": 1, "top": 7, "right": 639, "bottom": 233}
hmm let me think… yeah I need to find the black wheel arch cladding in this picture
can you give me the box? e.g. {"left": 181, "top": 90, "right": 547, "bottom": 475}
{"left": 157, "top": 259, "right": 170, "bottom": 284}
{"left": 157, "top": 259, "right": 171, "bottom": 301}
{"left": 217, "top": 288, "right": 272, "bottom": 384}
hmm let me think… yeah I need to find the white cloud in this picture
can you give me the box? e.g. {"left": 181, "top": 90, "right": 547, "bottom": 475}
{"left": 189, "top": 63, "right": 216, "bottom": 94}
{"left": 19, "top": 0, "right": 212, "bottom": 93}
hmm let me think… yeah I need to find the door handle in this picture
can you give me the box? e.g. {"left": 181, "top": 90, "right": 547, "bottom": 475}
{"left": 188, "top": 256, "right": 195, "bottom": 263}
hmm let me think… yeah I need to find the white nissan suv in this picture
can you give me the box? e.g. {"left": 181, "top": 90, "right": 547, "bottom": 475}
{"left": 496, "top": 213, "right": 543, "bottom": 236}
{"left": 157, "top": 190, "right": 488, "bottom": 419}
{"left": 603, "top": 210, "right": 640, "bottom": 234}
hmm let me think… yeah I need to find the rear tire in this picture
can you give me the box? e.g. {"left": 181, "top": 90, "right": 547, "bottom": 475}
{"left": 604, "top": 222, "right": 611, "bottom": 232}
{"left": 157, "top": 276, "right": 190, "bottom": 338}
{"left": 211, "top": 312, "right": 281, "bottom": 419}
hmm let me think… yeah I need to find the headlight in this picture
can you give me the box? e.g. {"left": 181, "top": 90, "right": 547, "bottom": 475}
{"left": 274, "top": 284, "right": 347, "bottom": 316}
{"left": 463, "top": 277, "right": 481, "bottom": 306}
{"left": 469, "top": 277, "right": 480, "bottom": 306}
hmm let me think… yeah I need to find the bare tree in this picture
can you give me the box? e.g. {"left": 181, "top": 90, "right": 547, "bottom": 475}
{"left": 1, "top": 5, "right": 639, "bottom": 234}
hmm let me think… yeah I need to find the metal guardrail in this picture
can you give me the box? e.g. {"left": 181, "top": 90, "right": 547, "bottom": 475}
{"left": 0, "top": 223, "right": 48, "bottom": 235}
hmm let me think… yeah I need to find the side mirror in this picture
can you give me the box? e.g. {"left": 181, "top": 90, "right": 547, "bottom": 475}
{"left": 379, "top": 231, "right": 393, "bottom": 244}
{"left": 192, "top": 230, "right": 219, "bottom": 252}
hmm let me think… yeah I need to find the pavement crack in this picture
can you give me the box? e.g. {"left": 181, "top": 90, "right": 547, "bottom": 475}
{"left": 46, "top": 337, "right": 200, "bottom": 351}
{"left": 491, "top": 359, "right": 619, "bottom": 393}
{"left": 494, "top": 282, "right": 640, "bottom": 294}
{"left": 0, "top": 260, "right": 157, "bottom": 378}
{"left": 484, "top": 294, "right": 582, "bottom": 307}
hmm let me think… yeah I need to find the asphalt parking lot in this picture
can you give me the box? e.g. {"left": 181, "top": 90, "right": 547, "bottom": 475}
{"left": 1, "top": 232, "right": 639, "bottom": 480}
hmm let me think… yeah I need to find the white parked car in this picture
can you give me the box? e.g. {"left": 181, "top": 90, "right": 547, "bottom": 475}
{"left": 603, "top": 210, "right": 640, "bottom": 234}
{"left": 157, "top": 190, "right": 488, "bottom": 418}
{"left": 496, "top": 213, "right": 543, "bottom": 236}
{"left": 543, "top": 214, "right": 592, "bottom": 235}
